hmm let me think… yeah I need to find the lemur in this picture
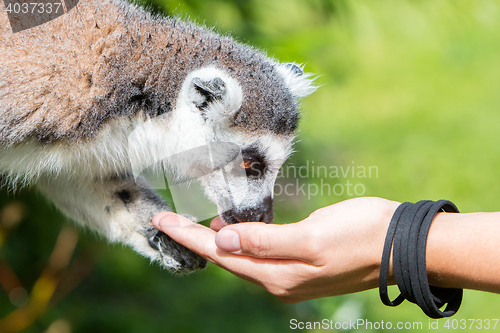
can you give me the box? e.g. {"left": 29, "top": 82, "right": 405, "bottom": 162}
{"left": 0, "top": 0, "right": 315, "bottom": 273}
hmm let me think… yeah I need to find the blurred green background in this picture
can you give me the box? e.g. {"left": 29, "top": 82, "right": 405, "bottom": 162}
{"left": 2, "top": 0, "right": 500, "bottom": 332}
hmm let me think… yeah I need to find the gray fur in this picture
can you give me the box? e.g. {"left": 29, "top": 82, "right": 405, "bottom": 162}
{"left": 0, "top": 0, "right": 299, "bottom": 145}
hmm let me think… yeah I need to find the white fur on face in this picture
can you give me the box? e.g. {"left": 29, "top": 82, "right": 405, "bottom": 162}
{"left": 197, "top": 131, "right": 294, "bottom": 217}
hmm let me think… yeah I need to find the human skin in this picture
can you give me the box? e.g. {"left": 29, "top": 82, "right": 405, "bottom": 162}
{"left": 152, "top": 197, "right": 500, "bottom": 303}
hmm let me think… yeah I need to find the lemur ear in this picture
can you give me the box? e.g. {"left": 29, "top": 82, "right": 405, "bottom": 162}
{"left": 190, "top": 77, "right": 227, "bottom": 110}
{"left": 183, "top": 67, "right": 243, "bottom": 122}
{"left": 283, "top": 63, "right": 304, "bottom": 76}
{"left": 185, "top": 68, "right": 243, "bottom": 123}
{"left": 275, "top": 62, "right": 317, "bottom": 99}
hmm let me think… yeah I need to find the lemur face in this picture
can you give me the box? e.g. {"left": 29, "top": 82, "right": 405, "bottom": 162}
{"left": 168, "top": 65, "right": 310, "bottom": 225}
{"left": 196, "top": 134, "right": 293, "bottom": 225}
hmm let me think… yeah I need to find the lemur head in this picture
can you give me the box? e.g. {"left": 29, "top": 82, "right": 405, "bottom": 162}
{"left": 168, "top": 62, "right": 315, "bottom": 225}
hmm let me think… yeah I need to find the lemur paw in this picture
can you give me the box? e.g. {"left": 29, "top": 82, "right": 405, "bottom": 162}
{"left": 144, "top": 228, "right": 207, "bottom": 273}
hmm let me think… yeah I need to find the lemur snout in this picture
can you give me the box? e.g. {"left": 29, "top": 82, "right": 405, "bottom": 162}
{"left": 222, "top": 196, "right": 273, "bottom": 224}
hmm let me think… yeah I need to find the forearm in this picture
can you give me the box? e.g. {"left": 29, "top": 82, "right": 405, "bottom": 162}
{"left": 426, "top": 212, "right": 500, "bottom": 293}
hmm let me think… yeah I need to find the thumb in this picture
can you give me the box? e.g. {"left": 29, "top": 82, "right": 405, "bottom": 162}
{"left": 215, "top": 222, "right": 322, "bottom": 265}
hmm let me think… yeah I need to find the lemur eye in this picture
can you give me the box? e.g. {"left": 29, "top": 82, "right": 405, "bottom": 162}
{"left": 241, "top": 157, "right": 266, "bottom": 178}
{"left": 241, "top": 148, "right": 266, "bottom": 178}
{"left": 240, "top": 160, "right": 254, "bottom": 169}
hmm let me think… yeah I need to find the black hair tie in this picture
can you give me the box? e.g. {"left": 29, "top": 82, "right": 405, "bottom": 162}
{"left": 379, "top": 200, "right": 462, "bottom": 318}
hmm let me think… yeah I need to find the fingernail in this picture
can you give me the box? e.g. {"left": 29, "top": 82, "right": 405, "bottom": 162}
{"left": 156, "top": 214, "right": 181, "bottom": 230}
{"left": 152, "top": 212, "right": 171, "bottom": 228}
{"left": 215, "top": 229, "right": 241, "bottom": 252}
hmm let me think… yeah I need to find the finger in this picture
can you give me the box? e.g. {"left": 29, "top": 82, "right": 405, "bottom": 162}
{"left": 152, "top": 211, "right": 171, "bottom": 227}
{"left": 153, "top": 213, "right": 248, "bottom": 265}
{"left": 215, "top": 222, "right": 323, "bottom": 265}
{"left": 210, "top": 216, "right": 226, "bottom": 232}
{"left": 152, "top": 213, "right": 312, "bottom": 278}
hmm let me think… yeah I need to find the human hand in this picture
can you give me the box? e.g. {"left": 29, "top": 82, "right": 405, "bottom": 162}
{"left": 152, "top": 197, "right": 400, "bottom": 303}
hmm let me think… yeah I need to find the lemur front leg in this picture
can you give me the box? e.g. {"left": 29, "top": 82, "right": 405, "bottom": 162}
{"left": 36, "top": 173, "right": 206, "bottom": 273}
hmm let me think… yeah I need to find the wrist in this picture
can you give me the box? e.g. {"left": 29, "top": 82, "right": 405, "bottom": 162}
{"left": 367, "top": 199, "right": 400, "bottom": 288}
{"left": 426, "top": 212, "right": 456, "bottom": 288}
{"left": 426, "top": 212, "right": 481, "bottom": 290}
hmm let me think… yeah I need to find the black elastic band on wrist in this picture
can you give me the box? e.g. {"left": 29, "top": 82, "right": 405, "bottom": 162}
{"left": 379, "top": 200, "right": 462, "bottom": 318}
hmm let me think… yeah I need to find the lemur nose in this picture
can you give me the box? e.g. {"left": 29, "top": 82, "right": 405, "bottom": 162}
{"left": 223, "top": 196, "right": 273, "bottom": 224}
